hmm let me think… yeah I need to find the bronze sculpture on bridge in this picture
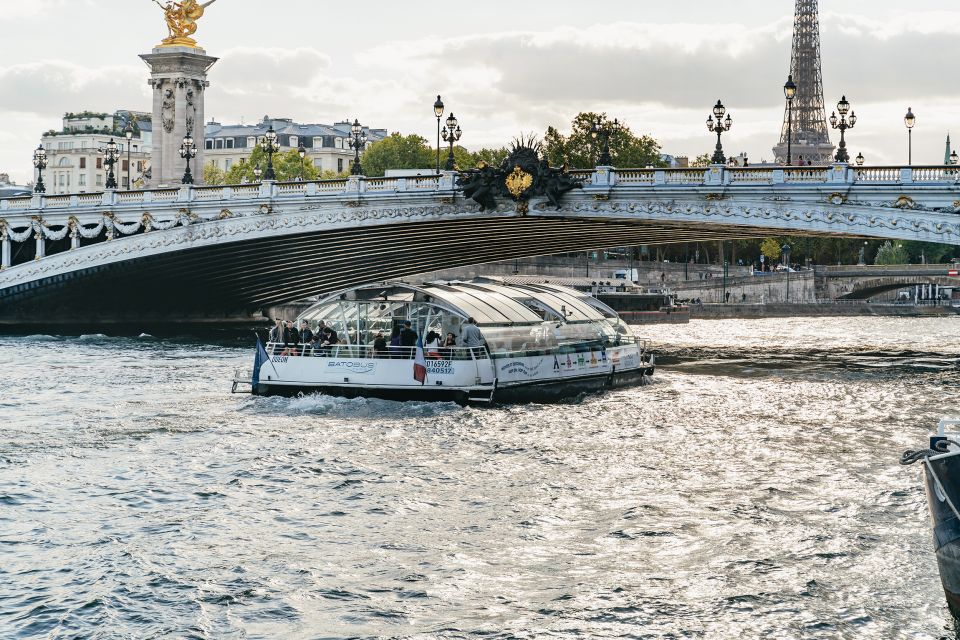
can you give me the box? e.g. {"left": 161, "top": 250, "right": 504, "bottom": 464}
{"left": 153, "top": 0, "right": 217, "bottom": 48}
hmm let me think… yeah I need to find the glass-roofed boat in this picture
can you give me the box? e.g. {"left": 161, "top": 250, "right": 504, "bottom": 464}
{"left": 241, "top": 279, "right": 655, "bottom": 404}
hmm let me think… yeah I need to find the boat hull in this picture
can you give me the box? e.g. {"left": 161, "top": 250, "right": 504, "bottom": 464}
{"left": 923, "top": 453, "right": 960, "bottom": 617}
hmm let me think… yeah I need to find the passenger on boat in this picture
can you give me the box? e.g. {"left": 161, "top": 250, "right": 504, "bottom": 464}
{"left": 372, "top": 331, "right": 388, "bottom": 357}
{"left": 319, "top": 326, "right": 338, "bottom": 355}
{"left": 461, "top": 317, "right": 483, "bottom": 349}
{"left": 443, "top": 332, "right": 456, "bottom": 347}
{"left": 268, "top": 318, "right": 283, "bottom": 344}
{"left": 400, "top": 321, "right": 418, "bottom": 357}
{"left": 299, "top": 320, "right": 314, "bottom": 355}
{"left": 280, "top": 320, "right": 300, "bottom": 356}
{"left": 388, "top": 326, "right": 402, "bottom": 358}
{"left": 425, "top": 330, "right": 442, "bottom": 359}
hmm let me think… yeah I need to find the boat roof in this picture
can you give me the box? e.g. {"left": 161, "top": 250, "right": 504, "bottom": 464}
{"left": 303, "top": 280, "right": 614, "bottom": 326}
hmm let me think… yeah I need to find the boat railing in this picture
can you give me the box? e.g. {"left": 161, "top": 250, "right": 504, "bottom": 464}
{"left": 265, "top": 342, "right": 489, "bottom": 361}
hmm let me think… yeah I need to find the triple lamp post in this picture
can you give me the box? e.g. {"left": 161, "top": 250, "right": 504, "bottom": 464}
{"left": 347, "top": 119, "right": 367, "bottom": 176}
{"left": 32, "top": 144, "right": 47, "bottom": 194}
{"left": 590, "top": 119, "right": 619, "bottom": 166}
{"left": 829, "top": 96, "right": 856, "bottom": 163}
{"left": 706, "top": 100, "right": 732, "bottom": 164}
{"left": 179, "top": 133, "right": 197, "bottom": 185}
{"left": 441, "top": 113, "right": 462, "bottom": 171}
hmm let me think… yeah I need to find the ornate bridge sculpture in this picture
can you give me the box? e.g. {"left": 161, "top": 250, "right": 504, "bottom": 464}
{"left": 0, "top": 163, "right": 958, "bottom": 326}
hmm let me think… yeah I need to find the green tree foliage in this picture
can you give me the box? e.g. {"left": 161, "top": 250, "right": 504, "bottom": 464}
{"left": 874, "top": 241, "right": 911, "bottom": 265}
{"left": 471, "top": 147, "right": 510, "bottom": 167}
{"left": 760, "top": 238, "right": 781, "bottom": 262}
{"left": 360, "top": 133, "right": 435, "bottom": 177}
{"left": 221, "top": 147, "right": 321, "bottom": 184}
{"left": 691, "top": 153, "right": 713, "bottom": 167}
{"left": 203, "top": 162, "right": 226, "bottom": 186}
{"left": 542, "top": 112, "right": 666, "bottom": 169}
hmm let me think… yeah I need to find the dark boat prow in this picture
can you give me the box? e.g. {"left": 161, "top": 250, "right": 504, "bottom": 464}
{"left": 903, "top": 419, "right": 960, "bottom": 617}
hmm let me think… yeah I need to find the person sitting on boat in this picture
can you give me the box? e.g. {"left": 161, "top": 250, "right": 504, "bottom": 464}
{"left": 424, "top": 330, "right": 442, "bottom": 359}
{"left": 319, "top": 326, "right": 338, "bottom": 355}
{"left": 280, "top": 320, "right": 300, "bottom": 356}
{"left": 399, "top": 321, "right": 418, "bottom": 357}
{"left": 299, "top": 320, "right": 314, "bottom": 355}
{"left": 461, "top": 317, "right": 483, "bottom": 352}
{"left": 372, "top": 331, "right": 388, "bottom": 357}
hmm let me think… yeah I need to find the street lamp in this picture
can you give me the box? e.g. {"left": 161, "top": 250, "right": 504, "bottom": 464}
{"left": 253, "top": 164, "right": 262, "bottom": 183}
{"left": 179, "top": 133, "right": 197, "bottom": 185}
{"left": 32, "top": 144, "right": 47, "bottom": 194}
{"left": 829, "top": 96, "right": 856, "bottom": 163}
{"left": 441, "top": 112, "right": 461, "bottom": 171}
{"left": 434, "top": 95, "right": 444, "bottom": 174}
{"left": 260, "top": 125, "right": 279, "bottom": 180}
{"left": 707, "top": 99, "right": 732, "bottom": 165}
{"left": 855, "top": 152, "right": 865, "bottom": 166}
{"left": 100, "top": 138, "right": 120, "bottom": 189}
{"left": 951, "top": 150, "right": 959, "bottom": 165}
{"left": 297, "top": 143, "right": 306, "bottom": 181}
{"left": 904, "top": 107, "right": 916, "bottom": 166}
{"left": 783, "top": 75, "right": 797, "bottom": 165}
{"left": 591, "top": 118, "right": 619, "bottom": 166}
{"left": 123, "top": 122, "right": 134, "bottom": 189}
{"left": 347, "top": 118, "right": 367, "bottom": 176}
{"left": 782, "top": 243, "right": 792, "bottom": 302}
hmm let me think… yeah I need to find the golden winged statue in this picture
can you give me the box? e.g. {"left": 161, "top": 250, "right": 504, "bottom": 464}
{"left": 153, "top": 0, "right": 217, "bottom": 48}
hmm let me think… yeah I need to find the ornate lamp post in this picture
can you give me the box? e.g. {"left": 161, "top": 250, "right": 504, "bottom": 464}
{"left": 783, "top": 75, "right": 797, "bottom": 165}
{"left": 434, "top": 95, "right": 444, "bottom": 174}
{"left": 123, "top": 122, "right": 134, "bottom": 188}
{"left": 951, "top": 150, "right": 959, "bottom": 165}
{"left": 253, "top": 164, "right": 262, "bottom": 183}
{"left": 782, "top": 243, "right": 792, "bottom": 302}
{"left": 100, "top": 138, "right": 120, "bottom": 189}
{"left": 179, "top": 133, "right": 197, "bottom": 185}
{"left": 441, "top": 113, "right": 462, "bottom": 171}
{"left": 297, "top": 143, "right": 306, "bottom": 181}
{"left": 590, "top": 119, "right": 619, "bottom": 166}
{"left": 855, "top": 152, "right": 865, "bottom": 166}
{"left": 706, "top": 99, "right": 732, "bottom": 165}
{"left": 829, "top": 96, "right": 856, "bottom": 163}
{"left": 347, "top": 119, "right": 367, "bottom": 176}
{"left": 904, "top": 107, "right": 916, "bottom": 166}
{"left": 260, "top": 125, "right": 279, "bottom": 180}
{"left": 32, "top": 144, "right": 47, "bottom": 194}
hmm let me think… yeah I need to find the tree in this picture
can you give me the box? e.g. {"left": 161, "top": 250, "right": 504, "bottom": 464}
{"left": 542, "top": 112, "right": 666, "bottom": 169}
{"left": 471, "top": 147, "right": 509, "bottom": 168}
{"left": 874, "top": 241, "right": 910, "bottom": 265}
{"left": 360, "top": 133, "right": 435, "bottom": 177}
{"left": 221, "top": 147, "right": 320, "bottom": 184}
{"left": 691, "top": 153, "right": 712, "bottom": 167}
{"left": 760, "top": 238, "right": 782, "bottom": 262}
{"left": 203, "top": 162, "right": 226, "bottom": 186}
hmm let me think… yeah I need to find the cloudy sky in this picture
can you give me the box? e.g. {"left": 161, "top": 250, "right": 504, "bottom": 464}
{"left": 1, "top": 0, "right": 958, "bottom": 183}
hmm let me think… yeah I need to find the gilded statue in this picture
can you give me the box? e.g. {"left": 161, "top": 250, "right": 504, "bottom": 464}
{"left": 153, "top": 0, "right": 218, "bottom": 48}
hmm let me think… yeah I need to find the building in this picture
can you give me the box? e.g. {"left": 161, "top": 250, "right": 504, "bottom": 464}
{"left": 203, "top": 116, "right": 388, "bottom": 176}
{"left": 40, "top": 110, "right": 152, "bottom": 194}
{"left": 0, "top": 173, "right": 31, "bottom": 198}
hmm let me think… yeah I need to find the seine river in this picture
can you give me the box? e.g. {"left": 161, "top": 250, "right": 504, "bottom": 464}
{"left": 2, "top": 317, "right": 959, "bottom": 638}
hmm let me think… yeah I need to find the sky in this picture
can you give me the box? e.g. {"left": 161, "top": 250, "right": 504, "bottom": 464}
{"left": 0, "top": 0, "right": 958, "bottom": 184}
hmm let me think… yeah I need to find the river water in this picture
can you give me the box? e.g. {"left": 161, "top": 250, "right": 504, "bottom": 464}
{"left": 1, "top": 317, "right": 959, "bottom": 639}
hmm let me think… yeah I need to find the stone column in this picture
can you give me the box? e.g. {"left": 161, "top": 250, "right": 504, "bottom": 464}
{"left": 1, "top": 234, "right": 10, "bottom": 269}
{"left": 140, "top": 46, "right": 217, "bottom": 187}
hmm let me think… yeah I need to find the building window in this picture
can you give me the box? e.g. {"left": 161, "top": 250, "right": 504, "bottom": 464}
{"left": 226, "top": 139, "right": 234, "bottom": 149}
{"left": 313, "top": 158, "right": 322, "bottom": 168}
{"left": 205, "top": 139, "right": 213, "bottom": 150}
{"left": 246, "top": 136, "right": 255, "bottom": 148}
{"left": 96, "top": 158, "right": 102, "bottom": 169}
{"left": 79, "top": 174, "right": 86, "bottom": 186}
{"left": 313, "top": 137, "right": 323, "bottom": 148}
{"left": 122, "top": 177, "right": 128, "bottom": 188}
{"left": 337, "top": 158, "right": 344, "bottom": 173}
{"left": 133, "top": 145, "right": 138, "bottom": 152}
{"left": 334, "top": 138, "right": 342, "bottom": 149}
{"left": 289, "top": 136, "right": 298, "bottom": 148}
{"left": 239, "top": 157, "right": 246, "bottom": 165}
{"left": 59, "top": 174, "right": 65, "bottom": 186}
{"left": 79, "top": 157, "right": 86, "bottom": 169}
{"left": 122, "top": 160, "right": 129, "bottom": 171}
{"left": 225, "top": 158, "right": 232, "bottom": 169}
{"left": 96, "top": 174, "right": 102, "bottom": 186}
{"left": 215, "top": 138, "right": 224, "bottom": 149}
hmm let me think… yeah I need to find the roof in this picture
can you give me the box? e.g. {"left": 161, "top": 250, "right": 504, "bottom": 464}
{"left": 303, "top": 280, "right": 614, "bottom": 326}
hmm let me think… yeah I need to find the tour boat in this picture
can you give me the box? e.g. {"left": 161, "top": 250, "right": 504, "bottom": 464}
{"left": 902, "top": 419, "right": 960, "bottom": 617}
{"left": 235, "top": 280, "right": 655, "bottom": 404}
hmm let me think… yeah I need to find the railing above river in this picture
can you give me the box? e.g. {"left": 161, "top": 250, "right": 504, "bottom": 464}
{"left": 2, "top": 164, "right": 957, "bottom": 213}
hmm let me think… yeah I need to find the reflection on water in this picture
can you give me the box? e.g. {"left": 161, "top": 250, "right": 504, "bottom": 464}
{"left": 1, "top": 317, "right": 958, "bottom": 638}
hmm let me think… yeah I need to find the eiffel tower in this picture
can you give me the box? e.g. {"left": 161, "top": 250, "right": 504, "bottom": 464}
{"left": 773, "top": 0, "right": 835, "bottom": 164}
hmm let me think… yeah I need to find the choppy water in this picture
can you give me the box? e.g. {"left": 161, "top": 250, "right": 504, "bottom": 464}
{"left": 1, "top": 317, "right": 959, "bottom": 638}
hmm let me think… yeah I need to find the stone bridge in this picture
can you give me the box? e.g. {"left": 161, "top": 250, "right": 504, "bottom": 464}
{"left": 814, "top": 265, "right": 960, "bottom": 300}
{"left": 0, "top": 163, "right": 958, "bottom": 327}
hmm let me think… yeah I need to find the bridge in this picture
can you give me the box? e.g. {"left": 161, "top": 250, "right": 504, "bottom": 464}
{"left": 0, "top": 163, "right": 958, "bottom": 326}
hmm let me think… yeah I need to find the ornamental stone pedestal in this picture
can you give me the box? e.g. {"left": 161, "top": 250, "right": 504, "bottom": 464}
{"left": 140, "top": 46, "right": 218, "bottom": 187}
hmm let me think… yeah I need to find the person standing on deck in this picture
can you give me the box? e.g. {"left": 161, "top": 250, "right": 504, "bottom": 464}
{"left": 461, "top": 317, "right": 483, "bottom": 350}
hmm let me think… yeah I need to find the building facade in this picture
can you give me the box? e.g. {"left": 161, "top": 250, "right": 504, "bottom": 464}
{"left": 204, "top": 116, "right": 388, "bottom": 176}
{"left": 40, "top": 110, "right": 152, "bottom": 194}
